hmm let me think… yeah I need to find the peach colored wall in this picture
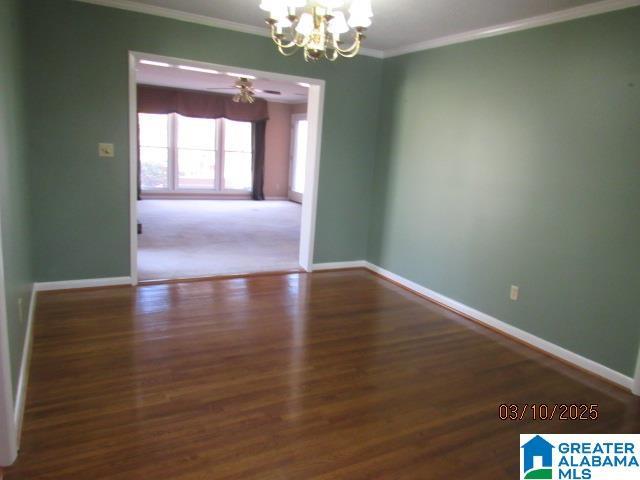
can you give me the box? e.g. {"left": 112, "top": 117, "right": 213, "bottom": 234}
{"left": 265, "top": 102, "right": 292, "bottom": 198}
{"left": 264, "top": 101, "right": 308, "bottom": 198}
{"left": 291, "top": 102, "right": 307, "bottom": 115}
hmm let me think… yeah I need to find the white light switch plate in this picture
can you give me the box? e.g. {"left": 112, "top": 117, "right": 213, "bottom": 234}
{"left": 510, "top": 285, "right": 519, "bottom": 301}
{"left": 98, "top": 143, "right": 115, "bottom": 157}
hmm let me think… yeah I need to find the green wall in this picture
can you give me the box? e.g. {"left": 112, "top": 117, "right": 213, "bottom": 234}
{"left": 24, "top": 0, "right": 383, "bottom": 281}
{"left": 369, "top": 8, "right": 640, "bottom": 376}
{"left": 0, "top": 0, "right": 34, "bottom": 400}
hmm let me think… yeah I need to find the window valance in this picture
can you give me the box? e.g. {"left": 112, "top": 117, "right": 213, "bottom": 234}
{"left": 137, "top": 84, "right": 269, "bottom": 122}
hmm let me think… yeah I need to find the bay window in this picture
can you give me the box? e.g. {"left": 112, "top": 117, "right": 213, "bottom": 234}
{"left": 139, "top": 113, "right": 253, "bottom": 193}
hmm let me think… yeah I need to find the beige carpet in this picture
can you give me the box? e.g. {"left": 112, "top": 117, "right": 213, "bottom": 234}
{"left": 138, "top": 200, "right": 301, "bottom": 280}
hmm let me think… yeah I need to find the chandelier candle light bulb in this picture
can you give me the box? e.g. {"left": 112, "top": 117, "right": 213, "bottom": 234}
{"left": 260, "top": 0, "right": 373, "bottom": 61}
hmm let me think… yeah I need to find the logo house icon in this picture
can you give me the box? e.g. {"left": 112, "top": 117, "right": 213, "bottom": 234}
{"left": 521, "top": 435, "right": 555, "bottom": 479}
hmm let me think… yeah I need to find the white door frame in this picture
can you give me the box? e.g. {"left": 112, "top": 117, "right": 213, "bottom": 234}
{"left": 128, "top": 52, "right": 325, "bottom": 284}
{"left": 0, "top": 210, "right": 18, "bottom": 465}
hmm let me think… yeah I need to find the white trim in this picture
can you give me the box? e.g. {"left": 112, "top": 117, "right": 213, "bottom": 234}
{"left": 73, "top": 0, "right": 384, "bottom": 58}
{"left": 0, "top": 213, "right": 17, "bottom": 466}
{"left": 13, "top": 288, "right": 36, "bottom": 441}
{"left": 128, "top": 53, "right": 139, "bottom": 286}
{"left": 141, "top": 193, "right": 253, "bottom": 200}
{"left": 384, "top": 0, "right": 640, "bottom": 58}
{"left": 130, "top": 52, "right": 325, "bottom": 280}
{"left": 34, "top": 277, "right": 132, "bottom": 292}
{"left": 363, "top": 262, "right": 636, "bottom": 394}
{"left": 298, "top": 85, "right": 322, "bottom": 272}
{"left": 312, "top": 261, "right": 367, "bottom": 271}
{"left": 633, "top": 348, "right": 640, "bottom": 395}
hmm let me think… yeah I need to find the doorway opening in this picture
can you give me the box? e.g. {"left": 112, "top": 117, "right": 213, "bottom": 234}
{"left": 128, "top": 53, "right": 324, "bottom": 283}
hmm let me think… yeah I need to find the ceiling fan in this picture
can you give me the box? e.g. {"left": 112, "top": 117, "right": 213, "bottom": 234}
{"left": 206, "top": 77, "right": 261, "bottom": 103}
{"left": 206, "top": 77, "right": 308, "bottom": 102}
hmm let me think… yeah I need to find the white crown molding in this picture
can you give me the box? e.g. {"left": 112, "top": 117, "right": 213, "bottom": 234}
{"left": 72, "top": 0, "right": 384, "bottom": 58}
{"left": 383, "top": 0, "right": 640, "bottom": 58}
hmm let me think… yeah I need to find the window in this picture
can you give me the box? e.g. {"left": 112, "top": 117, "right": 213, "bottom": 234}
{"left": 177, "top": 116, "right": 217, "bottom": 189}
{"left": 138, "top": 113, "right": 253, "bottom": 192}
{"left": 223, "top": 120, "right": 253, "bottom": 190}
{"left": 139, "top": 114, "right": 169, "bottom": 190}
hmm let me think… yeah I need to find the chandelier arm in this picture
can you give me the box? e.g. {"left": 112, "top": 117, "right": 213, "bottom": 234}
{"left": 270, "top": 24, "right": 298, "bottom": 49}
{"left": 324, "top": 47, "right": 339, "bottom": 62}
{"left": 337, "top": 41, "right": 362, "bottom": 58}
{"left": 333, "top": 34, "right": 363, "bottom": 56}
{"left": 271, "top": 34, "right": 297, "bottom": 50}
{"left": 278, "top": 44, "right": 300, "bottom": 56}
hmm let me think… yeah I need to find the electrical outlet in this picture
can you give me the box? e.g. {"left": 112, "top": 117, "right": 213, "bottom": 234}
{"left": 510, "top": 285, "right": 519, "bottom": 301}
{"left": 18, "top": 298, "right": 25, "bottom": 323}
{"left": 98, "top": 143, "right": 115, "bottom": 157}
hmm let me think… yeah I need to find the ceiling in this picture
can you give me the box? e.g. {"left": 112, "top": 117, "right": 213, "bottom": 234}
{"left": 83, "top": 0, "right": 626, "bottom": 55}
{"left": 136, "top": 57, "right": 309, "bottom": 103}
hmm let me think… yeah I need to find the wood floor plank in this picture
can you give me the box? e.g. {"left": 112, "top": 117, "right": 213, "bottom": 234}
{"left": 5, "top": 270, "right": 639, "bottom": 479}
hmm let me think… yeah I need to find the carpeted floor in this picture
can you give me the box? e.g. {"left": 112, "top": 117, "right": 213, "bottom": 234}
{"left": 138, "top": 200, "right": 301, "bottom": 280}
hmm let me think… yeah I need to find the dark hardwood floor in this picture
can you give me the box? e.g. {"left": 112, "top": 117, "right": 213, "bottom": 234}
{"left": 5, "top": 270, "right": 639, "bottom": 479}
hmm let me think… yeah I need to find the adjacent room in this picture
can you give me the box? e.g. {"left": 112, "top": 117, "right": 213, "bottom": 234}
{"left": 135, "top": 58, "right": 309, "bottom": 280}
{"left": 1, "top": 0, "right": 639, "bottom": 478}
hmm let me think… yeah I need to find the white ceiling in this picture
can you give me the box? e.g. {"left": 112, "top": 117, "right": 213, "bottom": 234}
{"left": 136, "top": 58, "right": 309, "bottom": 103}
{"left": 81, "top": 0, "right": 633, "bottom": 56}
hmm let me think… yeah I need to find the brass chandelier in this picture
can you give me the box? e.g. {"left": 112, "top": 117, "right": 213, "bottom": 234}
{"left": 259, "top": 1, "right": 374, "bottom": 62}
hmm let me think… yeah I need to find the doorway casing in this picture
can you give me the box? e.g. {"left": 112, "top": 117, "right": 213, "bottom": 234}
{"left": 128, "top": 52, "right": 325, "bottom": 284}
{"left": 0, "top": 209, "right": 18, "bottom": 465}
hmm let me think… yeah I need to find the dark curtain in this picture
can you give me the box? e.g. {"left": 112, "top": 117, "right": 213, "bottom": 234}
{"left": 251, "top": 120, "right": 267, "bottom": 201}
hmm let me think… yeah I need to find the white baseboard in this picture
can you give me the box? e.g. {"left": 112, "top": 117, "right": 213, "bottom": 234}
{"left": 364, "top": 262, "right": 635, "bottom": 393}
{"left": 14, "top": 286, "right": 37, "bottom": 442}
{"left": 34, "top": 276, "right": 132, "bottom": 292}
{"left": 312, "top": 261, "right": 367, "bottom": 271}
